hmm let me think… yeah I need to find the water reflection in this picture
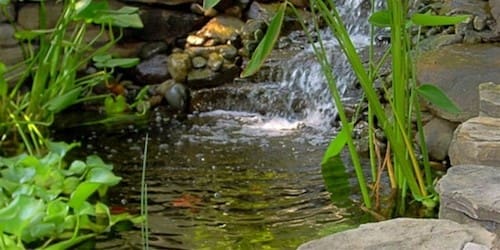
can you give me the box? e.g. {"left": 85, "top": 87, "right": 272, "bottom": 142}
{"left": 58, "top": 110, "right": 372, "bottom": 249}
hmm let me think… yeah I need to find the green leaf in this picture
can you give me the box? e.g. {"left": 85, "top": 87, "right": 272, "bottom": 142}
{"left": 203, "top": 0, "right": 220, "bottom": 10}
{"left": 0, "top": 62, "right": 6, "bottom": 96}
{"left": 320, "top": 125, "right": 349, "bottom": 166}
{"left": 46, "top": 141, "right": 80, "bottom": 158}
{"left": 411, "top": 13, "right": 470, "bottom": 26}
{"left": 14, "top": 29, "right": 52, "bottom": 40}
{"left": 369, "top": 10, "right": 391, "bottom": 27}
{"left": 241, "top": 2, "right": 286, "bottom": 78}
{"left": 75, "top": 0, "right": 93, "bottom": 16}
{"left": 104, "top": 95, "right": 128, "bottom": 115}
{"left": 0, "top": 0, "right": 10, "bottom": 6}
{"left": 321, "top": 155, "right": 351, "bottom": 205}
{"left": 86, "top": 155, "right": 113, "bottom": 170}
{"left": 45, "top": 87, "right": 82, "bottom": 113}
{"left": 67, "top": 160, "right": 87, "bottom": 175}
{"left": 86, "top": 168, "right": 121, "bottom": 186}
{"left": 69, "top": 182, "right": 100, "bottom": 210}
{"left": 417, "top": 84, "right": 461, "bottom": 114}
{"left": 95, "top": 57, "right": 139, "bottom": 69}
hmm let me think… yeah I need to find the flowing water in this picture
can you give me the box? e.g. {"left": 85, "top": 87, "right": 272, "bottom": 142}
{"left": 56, "top": 0, "right": 381, "bottom": 249}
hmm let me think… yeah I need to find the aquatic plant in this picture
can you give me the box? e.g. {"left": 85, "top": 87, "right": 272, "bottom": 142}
{"left": 0, "top": 0, "right": 142, "bottom": 155}
{"left": 204, "top": 0, "right": 464, "bottom": 215}
{"left": 0, "top": 141, "right": 142, "bottom": 249}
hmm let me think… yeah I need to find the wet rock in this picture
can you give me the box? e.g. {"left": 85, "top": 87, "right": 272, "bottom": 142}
{"left": 422, "top": 117, "right": 458, "bottom": 161}
{"left": 139, "top": 42, "right": 169, "bottom": 59}
{"left": 185, "top": 44, "right": 238, "bottom": 60}
{"left": 187, "top": 63, "right": 239, "bottom": 89}
{"left": 416, "top": 43, "right": 500, "bottom": 122}
{"left": 437, "top": 165, "right": 500, "bottom": 237}
{"left": 240, "top": 19, "right": 267, "bottom": 56}
{"left": 155, "top": 80, "right": 191, "bottom": 112}
{"left": 167, "top": 52, "right": 192, "bottom": 83}
{"left": 18, "top": 2, "right": 62, "bottom": 30}
{"left": 207, "top": 52, "right": 224, "bottom": 71}
{"left": 135, "top": 54, "right": 170, "bottom": 85}
{"left": 127, "top": 9, "right": 204, "bottom": 43}
{"left": 195, "top": 16, "right": 244, "bottom": 46}
{"left": 191, "top": 56, "right": 207, "bottom": 68}
{"left": 186, "top": 34, "right": 206, "bottom": 46}
{"left": 297, "top": 218, "right": 497, "bottom": 250}
{"left": 490, "top": 0, "right": 500, "bottom": 34}
{"left": 479, "top": 82, "right": 500, "bottom": 117}
{"left": 0, "top": 24, "right": 17, "bottom": 47}
{"left": 440, "top": 0, "right": 489, "bottom": 18}
{"left": 448, "top": 117, "right": 500, "bottom": 166}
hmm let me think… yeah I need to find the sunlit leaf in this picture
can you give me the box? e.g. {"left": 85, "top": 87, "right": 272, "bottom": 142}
{"left": 14, "top": 29, "right": 52, "bottom": 40}
{"left": 69, "top": 182, "right": 100, "bottom": 210}
{"left": 203, "top": 0, "right": 220, "bottom": 10}
{"left": 0, "top": 62, "right": 6, "bottom": 96}
{"left": 86, "top": 168, "right": 121, "bottom": 186}
{"left": 369, "top": 10, "right": 391, "bottom": 27}
{"left": 411, "top": 13, "right": 470, "bottom": 26}
{"left": 104, "top": 95, "right": 128, "bottom": 115}
{"left": 75, "top": 0, "right": 93, "bottom": 16}
{"left": 417, "top": 84, "right": 461, "bottom": 114}
{"left": 321, "top": 125, "right": 350, "bottom": 166}
{"left": 241, "top": 2, "right": 286, "bottom": 78}
{"left": 95, "top": 57, "right": 140, "bottom": 69}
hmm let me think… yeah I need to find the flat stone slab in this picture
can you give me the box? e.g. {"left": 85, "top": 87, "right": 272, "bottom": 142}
{"left": 416, "top": 43, "right": 500, "bottom": 122}
{"left": 448, "top": 117, "right": 500, "bottom": 166}
{"left": 297, "top": 218, "right": 497, "bottom": 250}
{"left": 479, "top": 82, "right": 500, "bottom": 118}
{"left": 436, "top": 165, "right": 500, "bottom": 235}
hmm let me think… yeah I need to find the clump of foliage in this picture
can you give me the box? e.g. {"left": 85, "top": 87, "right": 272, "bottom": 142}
{"left": 0, "top": 0, "right": 142, "bottom": 155}
{"left": 0, "top": 141, "right": 142, "bottom": 249}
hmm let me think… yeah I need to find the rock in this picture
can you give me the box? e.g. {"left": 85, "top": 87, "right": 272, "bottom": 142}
{"left": 207, "top": 52, "right": 223, "bottom": 71}
{"left": 440, "top": 0, "right": 489, "bottom": 18}
{"left": 246, "top": 1, "right": 280, "bottom": 21}
{"left": 186, "top": 35, "right": 206, "bottom": 46}
{"left": 0, "top": 45, "right": 24, "bottom": 66}
{"left": 195, "top": 16, "right": 244, "bottom": 46}
{"left": 416, "top": 43, "right": 500, "bottom": 122}
{"left": 126, "top": 9, "right": 204, "bottom": 43}
{"left": 479, "top": 82, "right": 500, "bottom": 117}
{"left": 135, "top": 54, "right": 170, "bottom": 85}
{"left": 0, "top": 3, "right": 15, "bottom": 22}
{"left": 191, "top": 56, "right": 207, "bottom": 68}
{"left": 436, "top": 165, "right": 500, "bottom": 237}
{"left": 17, "top": 2, "right": 62, "bottom": 30}
{"left": 490, "top": 0, "right": 500, "bottom": 34}
{"left": 448, "top": 117, "right": 500, "bottom": 166}
{"left": 108, "top": 42, "right": 143, "bottom": 58}
{"left": 422, "top": 117, "right": 458, "bottom": 161}
{"left": 185, "top": 44, "right": 238, "bottom": 60}
{"left": 139, "top": 42, "right": 169, "bottom": 59}
{"left": 155, "top": 80, "right": 191, "bottom": 112}
{"left": 297, "top": 218, "right": 497, "bottom": 250}
{"left": 187, "top": 63, "right": 239, "bottom": 89}
{"left": 167, "top": 52, "right": 192, "bottom": 83}
{"left": 0, "top": 24, "right": 17, "bottom": 47}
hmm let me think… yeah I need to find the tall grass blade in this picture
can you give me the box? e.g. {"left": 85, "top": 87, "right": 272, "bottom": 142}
{"left": 141, "top": 134, "right": 150, "bottom": 250}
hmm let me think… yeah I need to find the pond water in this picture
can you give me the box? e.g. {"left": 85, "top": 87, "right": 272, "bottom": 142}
{"left": 54, "top": 0, "right": 380, "bottom": 248}
{"left": 57, "top": 109, "right": 372, "bottom": 249}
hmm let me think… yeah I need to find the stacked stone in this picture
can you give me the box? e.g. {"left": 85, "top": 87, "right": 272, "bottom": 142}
{"left": 0, "top": 3, "right": 21, "bottom": 68}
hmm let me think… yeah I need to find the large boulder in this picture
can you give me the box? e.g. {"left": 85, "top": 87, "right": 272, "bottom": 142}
{"left": 448, "top": 116, "right": 500, "bottom": 166}
{"left": 416, "top": 43, "right": 500, "bottom": 122}
{"left": 297, "top": 218, "right": 497, "bottom": 250}
{"left": 436, "top": 165, "right": 500, "bottom": 237}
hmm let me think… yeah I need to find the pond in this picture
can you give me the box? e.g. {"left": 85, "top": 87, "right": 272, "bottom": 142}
{"left": 54, "top": 0, "right": 378, "bottom": 248}
{"left": 57, "top": 108, "right": 373, "bottom": 249}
